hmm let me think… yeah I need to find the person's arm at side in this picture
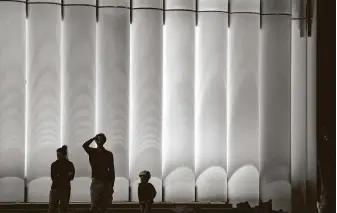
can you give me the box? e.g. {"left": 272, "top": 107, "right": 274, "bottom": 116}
{"left": 51, "top": 162, "right": 57, "bottom": 182}
{"left": 82, "top": 137, "right": 95, "bottom": 154}
{"left": 109, "top": 153, "right": 115, "bottom": 188}
{"left": 151, "top": 184, "right": 157, "bottom": 201}
{"left": 68, "top": 162, "right": 75, "bottom": 181}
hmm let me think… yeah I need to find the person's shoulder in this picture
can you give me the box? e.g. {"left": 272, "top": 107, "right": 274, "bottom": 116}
{"left": 105, "top": 149, "right": 113, "bottom": 156}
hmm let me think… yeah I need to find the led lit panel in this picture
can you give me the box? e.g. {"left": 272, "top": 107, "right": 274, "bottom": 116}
{"left": 291, "top": 0, "right": 306, "bottom": 19}
{"left": 129, "top": 0, "right": 163, "bottom": 202}
{"left": 198, "top": 0, "right": 227, "bottom": 11}
{"left": 227, "top": 0, "right": 259, "bottom": 206}
{"left": 163, "top": 0, "right": 195, "bottom": 202}
{"left": 97, "top": 0, "right": 129, "bottom": 202}
{"left": 259, "top": 1, "right": 291, "bottom": 211}
{"left": 165, "top": 0, "right": 195, "bottom": 10}
{"left": 261, "top": 0, "right": 291, "bottom": 14}
{"left": 195, "top": 0, "right": 228, "bottom": 202}
{"left": 0, "top": 1, "right": 25, "bottom": 202}
{"left": 306, "top": 2, "right": 317, "bottom": 211}
{"left": 133, "top": 0, "right": 162, "bottom": 8}
{"left": 26, "top": 1, "right": 61, "bottom": 202}
{"left": 63, "top": 0, "right": 96, "bottom": 202}
{"left": 290, "top": 20, "right": 307, "bottom": 212}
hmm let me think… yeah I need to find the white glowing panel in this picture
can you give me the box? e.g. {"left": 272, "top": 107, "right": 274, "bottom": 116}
{"left": 163, "top": 0, "right": 195, "bottom": 202}
{"left": 97, "top": 0, "right": 130, "bottom": 201}
{"left": 130, "top": 0, "right": 163, "bottom": 202}
{"left": 63, "top": 0, "right": 96, "bottom": 202}
{"left": 227, "top": 0, "right": 259, "bottom": 206}
{"left": 259, "top": 2, "right": 291, "bottom": 211}
{"left": 26, "top": 2, "right": 61, "bottom": 202}
{"left": 306, "top": 3, "right": 317, "bottom": 210}
{"left": 290, "top": 19, "right": 307, "bottom": 211}
{"left": 195, "top": 0, "right": 228, "bottom": 202}
{"left": 0, "top": 1, "right": 25, "bottom": 202}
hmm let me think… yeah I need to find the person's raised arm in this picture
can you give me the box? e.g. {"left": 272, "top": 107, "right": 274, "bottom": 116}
{"left": 83, "top": 136, "right": 95, "bottom": 154}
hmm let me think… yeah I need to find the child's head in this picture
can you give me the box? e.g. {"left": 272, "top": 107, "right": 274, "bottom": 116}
{"left": 139, "top": 170, "right": 151, "bottom": 183}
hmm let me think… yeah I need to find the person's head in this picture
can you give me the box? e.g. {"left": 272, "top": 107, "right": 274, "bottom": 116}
{"left": 139, "top": 170, "right": 151, "bottom": 183}
{"left": 95, "top": 133, "right": 107, "bottom": 148}
{"left": 57, "top": 145, "right": 68, "bottom": 160}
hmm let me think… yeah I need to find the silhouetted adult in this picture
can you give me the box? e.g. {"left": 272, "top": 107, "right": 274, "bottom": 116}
{"left": 83, "top": 133, "right": 115, "bottom": 213}
{"left": 48, "top": 145, "right": 75, "bottom": 213}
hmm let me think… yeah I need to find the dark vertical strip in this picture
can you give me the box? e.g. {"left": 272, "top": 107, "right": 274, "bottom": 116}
{"left": 130, "top": 0, "right": 132, "bottom": 24}
{"left": 96, "top": 0, "right": 99, "bottom": 22}
{"left": 26, "top": 0, "right": 28, "bottom": 18}
{"left": 195, "top": 0, "right": 198, "bottom": 26}
{"left": 227, "top": 0, "right": 230, "bottom": 27}
{"left": 307, "top": 0, "right": 312, "bottom": 37}
{"left": 163, "top": 0, "right": 165, "bottom": 24}
{"left": 162, "top": 186, "right": 164, "bottom": 201}
{"left": 299, "top": 0, "right": 306, "bottom": 37}
{"left": 259, "top": 0, "right": 262, "bottom": 28}
{"left": 61, "top": 0, "right": 64, "bottom": 20}
{"left": 24, "top": 178, "right": 27, "bottom": 202}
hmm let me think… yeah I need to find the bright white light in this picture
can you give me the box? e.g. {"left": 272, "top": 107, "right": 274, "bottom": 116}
{"left": 95, "top": 22, "right": 98, "bottom": 147}
{"left": 161, "top": 25, "right": 166, "bottom": 175}
{"left": 24, "top": 18, "right": 29, "bottom": 177}
{"left": 60, "top": 20, "right": 64, "bottom": 146}
{"left": 194, "top": 25, "right": 200, "bottom": 174}
{"left": 128, "top": 23, "right": 133, "bottom": 175}
{"left": 226, "top": 27, "right": 231, "bottom": 198}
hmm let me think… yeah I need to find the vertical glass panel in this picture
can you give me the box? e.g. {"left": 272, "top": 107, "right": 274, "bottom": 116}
{"left": 26, "top": 2, "right": 61, "bottom": 202}
{"left": 129, "top": 9, "right": 163, "bottom": 202}
{"left": 230, "top": 0, "right": 259, "bottom": 13}
{"left": 133, "top": 0, "right": 162, "bottom": 8}
{"left": 259, "top": 15, "right": 291, "bottom": 212}
{"left": 163, "top": 11, "right": 195, "bottom": 202}
{"left": 227, "top": 13, "right": 259, "bottom": 206}
{"left": 292, "top": 0, "right": 307, "bottom": 19}
{"left": 306, "top": 3, "right": 317, "bottom": 212}
{"left": 63, "top": 0, "right": 96, "bottom": 202}
{"left": 97, "top": 2, "right": 130, "bottom": 201}
{"left": 198, "top": 0, "right": 228, "bottom": 11}
{"left": 261, "top": 0, "right": 291, "bottom": 14}
{"left": 291, "top": 20, "right": 307, "bottom": 212}
{"left": 0, "top": 1, "right": 25, "bottom": 202}
{"left": 166, "top": 0, "right": 195, "bottom": 10}
{"left": 100, "top": 0, "right": 128, "bottom": 7}
{"left": 195, "top": 12, "right": 227, "bottom": 201}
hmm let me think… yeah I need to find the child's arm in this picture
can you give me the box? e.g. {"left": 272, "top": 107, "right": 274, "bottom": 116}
{"left": 151, "top": 184, "right": 157, "bottom": 200}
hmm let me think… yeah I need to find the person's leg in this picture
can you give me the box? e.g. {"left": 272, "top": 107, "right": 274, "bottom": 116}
{"left": 90, "top": 179, "right": 102, "bottom": 213}
{"left": 100, "top": 182, "right": 111, "bottom": 213}
{"left": 140, "top": 204, "right": 145, "bottom": 213}
{"left": 47, "top": 189, "right": 59, "bottom": 213}
{"left": 59, "top": 188, "right": 71, "bottom": 213}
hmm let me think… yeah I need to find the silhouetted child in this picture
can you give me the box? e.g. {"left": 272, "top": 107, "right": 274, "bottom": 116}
{"left": 138, "top": 170, "right": 156, "bottom": 213}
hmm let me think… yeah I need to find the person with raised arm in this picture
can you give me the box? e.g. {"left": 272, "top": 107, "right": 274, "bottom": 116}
{"left": 83, "top": 133, "right": 115, "bottom": 213}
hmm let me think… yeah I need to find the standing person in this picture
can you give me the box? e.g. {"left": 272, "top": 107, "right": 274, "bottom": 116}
{"left": 83, "top": 133, "right": 115, "bottom": 213}
{"left": 138, "top": 171, "right": 157, "bottom": 213}
{"left": 48, "top": 145, "right": 75, "bottom": 213}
